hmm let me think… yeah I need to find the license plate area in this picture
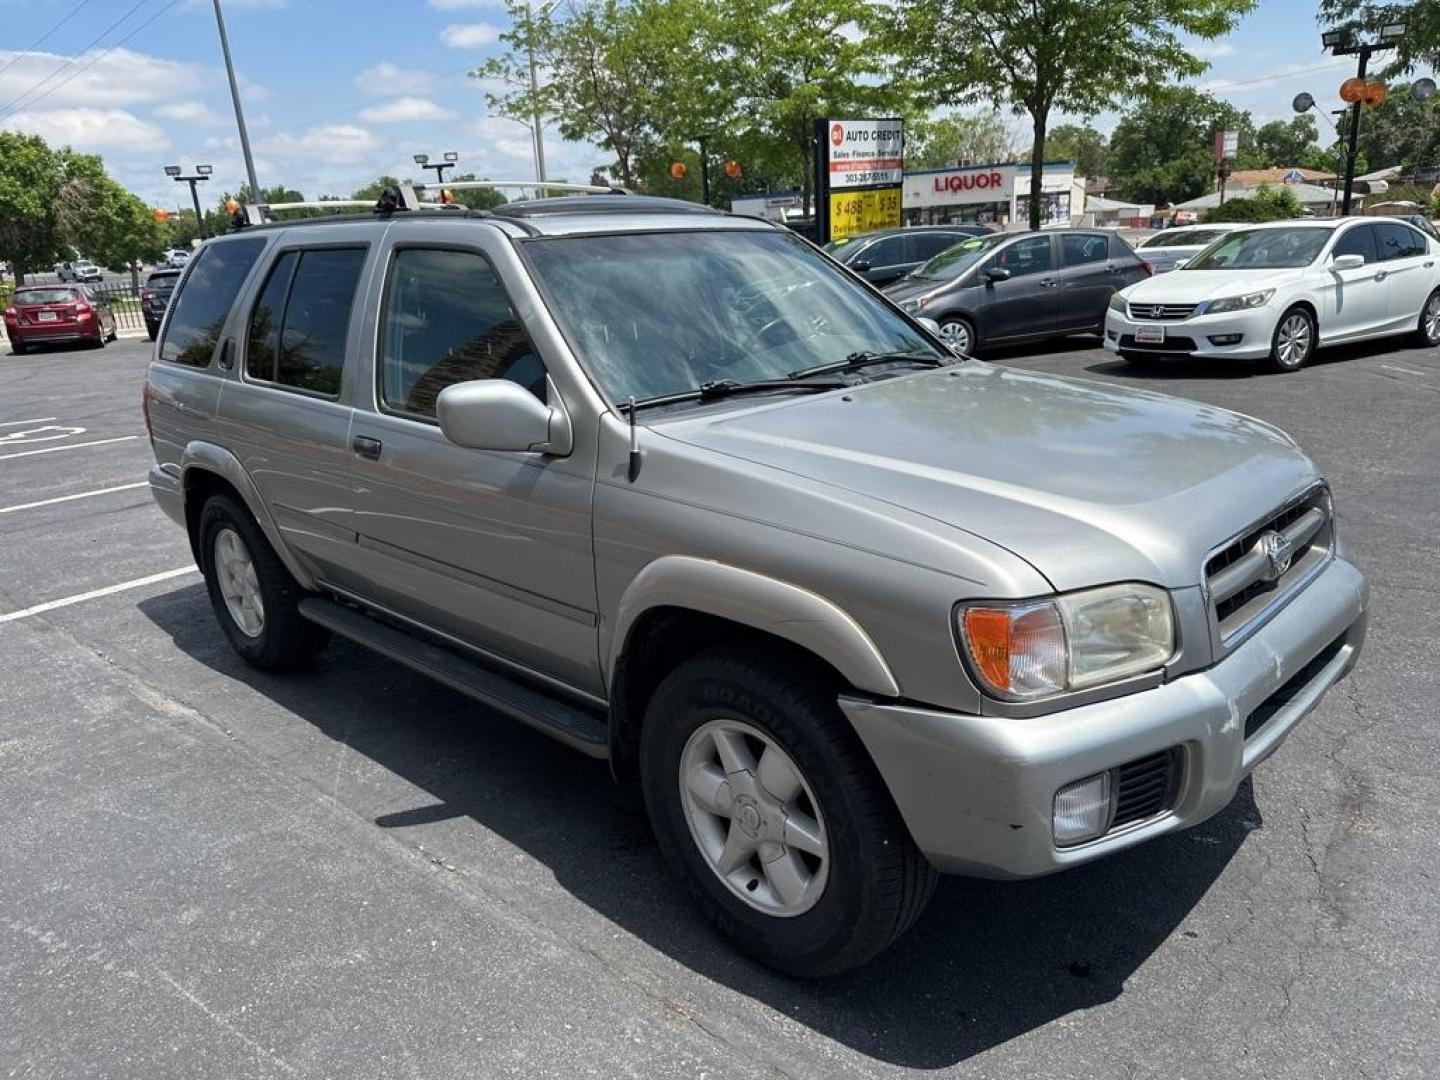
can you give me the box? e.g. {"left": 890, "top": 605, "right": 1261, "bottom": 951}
{"left": 37, "top": 310, "right": 59, "bottom": 322}
{"left": 1134, "top": 324, "right": 1165, "bottom": 344}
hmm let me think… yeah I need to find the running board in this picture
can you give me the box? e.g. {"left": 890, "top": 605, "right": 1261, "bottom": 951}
{"left": 298, "top": 597, "right": 609, "bottom": 758}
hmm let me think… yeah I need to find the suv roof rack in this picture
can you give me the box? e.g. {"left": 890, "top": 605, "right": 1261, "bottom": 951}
{"left": 494, "top": 194, "right": 719, "bottom": 218}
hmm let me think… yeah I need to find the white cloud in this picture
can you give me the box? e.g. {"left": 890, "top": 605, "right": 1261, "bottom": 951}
{"left": 258, "top": 123, "right": 378, "bottom": 163}
{"left": 156, "top": 101, "right": 225, "bottom": 125}
{"left": 428, "top": 0, "right": 505, "bottom": 7}
{"left": 441, "top": 22, "right": 502, "bottom": 48}
{"left": 0, "top": 48, "right": 205, "bottom": 110}
{"left": 1189, "top": 40, "right": 1237, "bottom": 61}
{"left": 2, "top": 107, "right": 169, "bottom": 152}
{"left": 358, "top": 96, "right": 456, "bottom": 123}
{"left": 355, "top": 61, "right": 432, "bottom": 96}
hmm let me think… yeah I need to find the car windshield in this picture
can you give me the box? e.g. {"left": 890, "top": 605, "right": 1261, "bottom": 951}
{"left": 1140, "top": 228, "right": 1229, "bottom": 249}
{"left": 15, "top": 288, "right": 78, "bottom": 304}
{"left": 911, "top": 234, "right": 1003, "bottom": 279}
{"left": 522, "top": 228, "right": 940, "bottom": 404}
{"left": 1184, "top": 227, "right": 1334, "bottom": 270}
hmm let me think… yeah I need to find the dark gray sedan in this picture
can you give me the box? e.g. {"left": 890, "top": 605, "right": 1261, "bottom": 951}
{"left": 883, "top": 229, "right": 1150, "bottom": 356}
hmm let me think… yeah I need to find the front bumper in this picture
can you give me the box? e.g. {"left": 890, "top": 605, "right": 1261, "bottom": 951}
{"left": 1104, "top": 306, "right": 1277, "bottom": 360}
{"left": 844, "top": 555, "right": 1368, "bottom": 878}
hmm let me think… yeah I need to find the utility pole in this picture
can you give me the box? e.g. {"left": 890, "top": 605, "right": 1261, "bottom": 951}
{"left": 695, "top": 134, "right": 712, "bottom": 206}
{"left": 1322, "top": 22, "right": 1407, "bottom": 216}
{"left": 526, "top": 0, "right": 547, "bottom": 184}
{"left": 212, "top": 0, "right": 260, "bottom": 199}
{"left": 1340, "top": 48, "right": 1368, "bottom": 216}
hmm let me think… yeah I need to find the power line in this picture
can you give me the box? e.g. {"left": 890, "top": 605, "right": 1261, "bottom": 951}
{"left": 0, "top": 0, "right": 156, "bottom": 117}
{"left": 1202, "top": 58, "right": 1353, "bottom": 94}
{"left": 0, "top": 0, "right": 94, "bottom": 78}
{"left": 0, "top": 0, "right": 183, "bottom": 121}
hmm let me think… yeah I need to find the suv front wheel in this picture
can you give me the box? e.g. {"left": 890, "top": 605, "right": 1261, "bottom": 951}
{"left": 198, "top": 495, "right": 330, "bottom": 669}
{"left": 640, "top": 647, "right": 936, "bottom": 977}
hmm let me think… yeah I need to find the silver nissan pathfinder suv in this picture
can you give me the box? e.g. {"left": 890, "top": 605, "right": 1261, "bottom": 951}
{"left": 144, "top": 191, "right": 1368, "bottom": 976}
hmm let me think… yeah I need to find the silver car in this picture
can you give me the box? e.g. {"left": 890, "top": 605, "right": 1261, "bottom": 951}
{"left": 144, "top": 193, "right": 1367, "bottom": 976}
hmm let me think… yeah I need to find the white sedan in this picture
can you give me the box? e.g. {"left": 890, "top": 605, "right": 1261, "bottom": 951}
{"left": 1104, "top": 218, "right": 1440, "bottom": 372}
{"left": 1134, "top": 222, "right": 1243, "bottom": 273}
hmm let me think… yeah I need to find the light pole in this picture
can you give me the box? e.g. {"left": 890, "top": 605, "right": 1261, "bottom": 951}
{"left": 521, "top": 0, "right": 564, "bottom": 185}
{"left": 211, "top": 0, "right": 260, "bottom": 198}
{"left": 413, "top": 152, "right": 459, "bottom": 185}
{"left": 165, "top": 164, "right": 213, "bottom": 239}
{"left": 1322, "top": 21, "right": 1406, "bottom": 215}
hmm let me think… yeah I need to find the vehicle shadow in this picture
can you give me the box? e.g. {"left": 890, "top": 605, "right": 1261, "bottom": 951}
{"left": 980, "top": 333, "right": 1101, "bottom": 365}
{"left": 1083, "top": 335, "right": 1418, "bottom": 381}
{"left": 139, "top": 584, "right": 1259, "bottom": 1069}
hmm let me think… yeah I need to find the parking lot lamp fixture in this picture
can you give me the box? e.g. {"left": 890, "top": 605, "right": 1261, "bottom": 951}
{"left": 413, "top": 153, "right": 459, "bottom": 185}
{"left": 166, "top": 165, "right": 213, "bottom": 240}
{"left": 1322, "top": 22, "right": 1406, "bottom": 214}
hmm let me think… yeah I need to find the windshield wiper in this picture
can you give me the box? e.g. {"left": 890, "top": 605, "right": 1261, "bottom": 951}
{"left": 625, "top": 377, "right": 847, "bottom": 412}
{"left": 786, "top": 349, "right": 947, "bottom": 381}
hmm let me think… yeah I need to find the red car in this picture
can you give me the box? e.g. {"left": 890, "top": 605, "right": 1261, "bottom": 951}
{"left": 3, "top": 285, "right": 118, "bottom": 354}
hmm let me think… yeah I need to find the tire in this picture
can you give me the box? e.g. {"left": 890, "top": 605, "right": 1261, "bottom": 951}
{"left": 1118, "top": 349, "right": 1158, "bottom": 365}
{"left": 9, "top": 339, "right": 26, "bottom": 356}
{"left": 91, "top": 327, "right": 106, "bottom": 349}
{"left": 1268, "top": 306, "right": 1315, "bottom": 373}
{"left": 146, "top": 325, "right": 158, "bottom": 342}
{"left": 640, "top": 647, "right": 937, "bottom": 977}
{"left": 198, "top": 495, "right": 330, "bottom": 670}
{"left": 1416, "top": 288, "right": 1440, "bottom": 347}
{"left": 936, "top": 316, "right": 976, "bottom": 358}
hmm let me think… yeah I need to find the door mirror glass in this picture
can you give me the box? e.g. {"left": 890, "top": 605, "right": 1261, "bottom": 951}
{"left": 1331, "top": 253, "right": 1365, "bottom": 271}
{"left": 984, "top": 266, "right": 1012, "bottom": 283}
{"left": 850, "top": 258, "right": 872, "bottom": 272}
{"left": 437, "top": 378, "right": 570, "bottom": 454}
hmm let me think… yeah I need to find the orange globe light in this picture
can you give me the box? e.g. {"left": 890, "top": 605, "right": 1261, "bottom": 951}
{"left": 152, "top": 207, "right": 169, "bottom": 223}
{"left": 1339, "top": 77, "right": 1367, "bottom": 103}
{"left": 669, "top": 161, "right": 687, "bottom": 180}
{"left": 723, "top": 159, "right": 742, "bottom": 179}
{"left": 440, "top": 188, "right": 455, "bottom": 204}
{"left": 225, "top": 198, "right": 240, "bottom": 214}
{"left": 1363, "top": 80, "right": 1388, "bottom": 107}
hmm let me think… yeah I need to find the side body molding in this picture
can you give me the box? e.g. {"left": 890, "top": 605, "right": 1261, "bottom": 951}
{"left": 179, "top": 441, "right": 319, "bottom": 591}
{"left": 608, "top": 556, "right": 901, "bottom": 698}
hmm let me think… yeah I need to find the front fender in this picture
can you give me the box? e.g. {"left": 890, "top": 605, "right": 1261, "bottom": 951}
{"left": 180, "top": 441, "right": 318, "bottom": 590}
{"left": 607, "top": 555, "right": 900, "bottom": 698}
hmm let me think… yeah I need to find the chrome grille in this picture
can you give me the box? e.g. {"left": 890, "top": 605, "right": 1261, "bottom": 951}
{"left": 1127, "top": 302, "right": 1199, "bottom": 321}
{"left": 1204, "top": 487, "right": 1333, "bottom": 646}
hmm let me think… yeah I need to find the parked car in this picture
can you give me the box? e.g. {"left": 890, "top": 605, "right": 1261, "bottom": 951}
{"left": 4, "top": 285, "right": 118, "bottom": 353}
{"left": 144, "top": 194, "right": 1366, "bottom": 976}
{"left": 1105, "top": 218, "right": 1440, "bottom": 372}
{"left": 55, "top": 261, "right": 104, "bottom": 283}
{"left": 1134, "top": 223, "right": 1244, "bottom": 273}
{"left": 163, "top": 249, "right": 192, "bottom": 269}
{"left": 141, "top": 269, "right": 183, "bottom": 340}
{"left": 823, "top": 225, "right": 990, "bottom": 286}
{"left": 883, "top": 229, "right": 1150, "bottom": 355}
{"left": 1386, "top": 213, "right": 1440, "bottom": 242}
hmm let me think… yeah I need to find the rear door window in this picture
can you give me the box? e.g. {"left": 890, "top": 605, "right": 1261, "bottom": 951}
{"left": 1374, "top": 222, "right": 1426, "bottom": 261}
{"left": 1061, "top": 234, "right": 1109, "bottom": 268}
{"left": 160, "top": 238, "right": 266, "bottom": 367}
{"left": 243, "top": 247, "right": 365, "bottom": 396}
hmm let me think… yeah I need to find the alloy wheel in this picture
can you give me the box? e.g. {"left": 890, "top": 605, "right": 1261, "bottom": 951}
{"left": 938, "top": 320, "right": 971, "bottom": 354}
{"left": 1424, "top": 293, "right": 1440, "bottom": 344}
{"left": 678, "top": 718, "right": 828, "bottom": 917}
{"left": 1276, "top": 313, "right": 1311, "bottom": 368}
{"left": 213, "top": 527, "right": 265, "bottom": 638}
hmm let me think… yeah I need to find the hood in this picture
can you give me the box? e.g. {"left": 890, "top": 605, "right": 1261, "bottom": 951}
{"left": 1122, "top": 267, "right": 1298, "bottom": 304}
{"left": 882, "top": 274, "right": 962, "bottom": 304}
{"left": 656, "top": 364, "right": 1318, "bottom": 591}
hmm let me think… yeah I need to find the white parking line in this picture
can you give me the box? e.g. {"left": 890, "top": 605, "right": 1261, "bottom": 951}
{"left": 1381, "top": 363, "right": 1429, "bottom": 377}
{"left": 0, "top": 435, "right": 140, "bottom": 461}
{"left": 0, "top": 417, "right": 58, "bottom": 427}
{"left": 0, "top": 482, "right": 149, "bottom": 515}
{"left": 0, "top": 567, "right": 199, "bottom": 624}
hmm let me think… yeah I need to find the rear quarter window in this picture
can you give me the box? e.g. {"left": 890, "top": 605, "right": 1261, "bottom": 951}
{"left": 160, "top": 238, "right": 266, "bottom": 367}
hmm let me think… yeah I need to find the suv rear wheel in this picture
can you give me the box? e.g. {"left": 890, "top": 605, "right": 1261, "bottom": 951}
{"left": 640, "top": 647, "right": 936, "bottom": 977}
{"left": 198, "top": 495, "right": 330, "bottom": 669}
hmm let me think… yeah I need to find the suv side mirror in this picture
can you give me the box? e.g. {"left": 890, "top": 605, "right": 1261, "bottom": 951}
{"left": 437, "top": 377, "right": 573, "bottom": 456}
{"left": 1331, "top": 253, "right": 1365, "bottom": 270}
{"left": 983, "top": 266, "right": 1012, "bottom": 284}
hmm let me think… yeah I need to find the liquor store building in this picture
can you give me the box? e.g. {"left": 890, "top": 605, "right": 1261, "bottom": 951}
{"left": 902, "top": 161, "right": 1085, "bottom": 227}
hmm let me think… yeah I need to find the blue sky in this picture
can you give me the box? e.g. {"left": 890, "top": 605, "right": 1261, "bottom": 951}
{"left": 0, "top": 0, "right": 1432, "bottom": 209}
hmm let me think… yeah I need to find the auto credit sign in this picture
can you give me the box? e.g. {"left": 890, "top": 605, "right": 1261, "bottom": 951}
{"left": 825, "top": 118, "right": 905, "bottom": 189}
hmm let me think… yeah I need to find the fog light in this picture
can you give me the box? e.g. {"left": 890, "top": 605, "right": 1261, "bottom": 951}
{"left": 1105, "top": 328, "right": 1118, "bottom": 341}
{"left": 1208, "top": 333, "right": 1243, "bottom": 345}
{"left": 1053, "top": 772, "right": 1111, "bottom": 845}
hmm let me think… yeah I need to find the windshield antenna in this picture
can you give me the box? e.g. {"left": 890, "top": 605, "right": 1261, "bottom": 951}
{"left": 627, "top": 397, "right": 642, "bottom": 482}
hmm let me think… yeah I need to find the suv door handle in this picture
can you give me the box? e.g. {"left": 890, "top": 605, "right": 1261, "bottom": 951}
{"left": 351, "top": 435, "right": 382, "bottom": 460}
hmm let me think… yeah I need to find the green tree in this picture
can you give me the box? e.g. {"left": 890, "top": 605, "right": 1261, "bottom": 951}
{"left": 894, "top": 0, "right": 1255, "bottom": 228}
{"left": 444, "top": 174, "right": 508, "bottom": 210}
{"left": 1253, "top": 115, "right": 1320, "bottom": 167}
{"left": 0, "top": 132, "right": 66, "bottom": 283}
{"left": 907, "top": 112, "right": 1017, "bottom": 169}
{"left": 1202, "top": 183, "right": 1305, "bottom": 222}
{"left": 351, "top": 175, "right": 406, "bottom": 202}
{"left": 1317, "top": 0, "right": 1440, "bottom": 75}
{"left": 1042, "top": 123, "right": 1110, "bottom": 178}
{"left": 1109, "top": 86, "right": 1256, "bottom": 204}
{"left": 1353, "top": 91, "right": 1440, "bottom": 171}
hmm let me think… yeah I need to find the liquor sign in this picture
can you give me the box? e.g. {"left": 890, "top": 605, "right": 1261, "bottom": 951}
{"left": 814, "top": 117, "right": 904, "bottom": 244}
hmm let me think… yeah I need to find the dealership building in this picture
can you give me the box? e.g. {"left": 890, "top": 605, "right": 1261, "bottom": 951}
{"left": 902, "top": 161, "right": 1085, "bottom": 227}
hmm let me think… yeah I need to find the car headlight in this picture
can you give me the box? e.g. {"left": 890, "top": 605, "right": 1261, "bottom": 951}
{"left": 1203, "top": 289, "right": 1275, "bottom": 314}
{"left": 1108, "top": 293, "right": 1127, "bottom": 314}
{"left": 898, "top": 297, "right": 922, "bottom": 313}
{"left": 957, "top": 583, "right": 1176, "bottom": 700}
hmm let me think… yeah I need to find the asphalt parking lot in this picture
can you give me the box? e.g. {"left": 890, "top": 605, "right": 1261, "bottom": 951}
{"left": 2, "top": 333, "right": 1436, "bottom": 1079}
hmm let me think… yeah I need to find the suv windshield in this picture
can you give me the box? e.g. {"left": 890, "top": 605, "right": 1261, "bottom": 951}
{"left": 1140, "top": 228, "right": 1229, "bottom": 249}
{"left": 911, "top": 235, "right": 1002, "bottom": 279}
{"left": 1184, "top": 227, "right": 1334, "bottom": 270}
{"left": 522, "top": 229, "right": 939, "bottom": 403}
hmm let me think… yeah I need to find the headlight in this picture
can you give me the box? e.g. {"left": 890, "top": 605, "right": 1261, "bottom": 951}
{"left": 1108, "top": 293, "right": 1127, "bottom": 314}
{"left": 898, "top": 297, "right": 921, "bottom": 313}
{"left": 958, "top": 583, "right": 1175, "bottom": 700}
{"left": 1203, "top": 289, "right": 1274, "bottom": 314}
